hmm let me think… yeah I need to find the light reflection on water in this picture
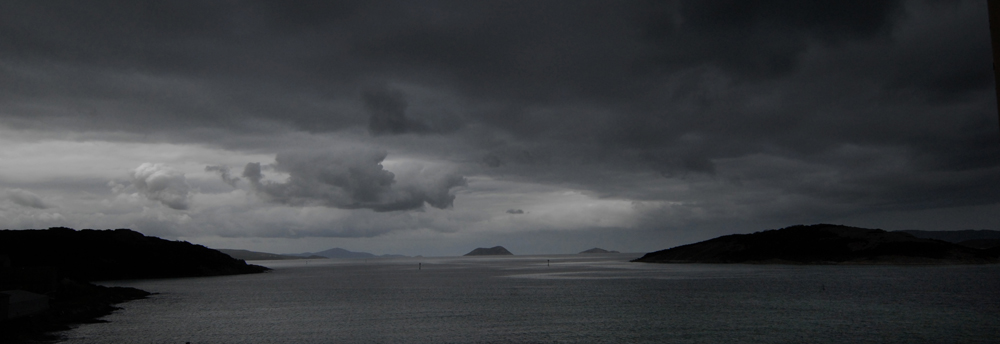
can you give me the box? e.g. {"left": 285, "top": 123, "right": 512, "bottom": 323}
{"left": 59, "top": 254, "right": 1000, "bottom": 344}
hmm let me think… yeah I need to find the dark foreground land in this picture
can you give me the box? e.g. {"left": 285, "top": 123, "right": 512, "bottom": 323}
{"left": 0, "top": 281, "right": 151, "bottom": 343}
{"left": 0, "top": 227, "right": 268, "bottom": 343}
{"left": 634, "top": 224, "right": 1000, "bottom": 265}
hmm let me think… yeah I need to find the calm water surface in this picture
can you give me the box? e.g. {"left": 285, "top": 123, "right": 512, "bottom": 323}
{"left": 59, "top": 254, "right": 1000, "bottom": 343}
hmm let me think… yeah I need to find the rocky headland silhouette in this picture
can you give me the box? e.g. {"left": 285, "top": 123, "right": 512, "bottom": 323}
{"left": 464, "top": 246, "right": 513, "bottom": 256}
{"left": 0, "top": 227, "right": 269, "bottom": 342}
{"left": 633, "top": 224, "right": 1000, "bottom": 265}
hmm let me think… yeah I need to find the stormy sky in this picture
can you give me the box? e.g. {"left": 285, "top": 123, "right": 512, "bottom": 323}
{"left": 1, "top": 0, "right": 998, "bottom": 256}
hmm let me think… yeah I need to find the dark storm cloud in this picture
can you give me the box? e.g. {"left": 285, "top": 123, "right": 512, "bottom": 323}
{"left": 642, "top": 1, "right": 903, "bottom": 78}
{"left": 0, "top": 1, "right": 903, "bottom": 130}
{"left": 242, "top": 149, "right": 466, "bottom": 211}
{"left": 0, "top": 0, "right": 918, "bottom": 134}
{"left": 480, "top": 149, "right": 538, "bottom": 168}
{"left": 482, "top": 153, "right": 503, "bottom": 168}
{"left": 362, "top": 84, "right": 430, "bottom": 136}
{"left": 1, "top": 0, "right": 998, "bottom": 227}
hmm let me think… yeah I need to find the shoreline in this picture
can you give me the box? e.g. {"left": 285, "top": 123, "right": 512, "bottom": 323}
{"left": 1, "top": 281, "right": 151, "bottom": 344}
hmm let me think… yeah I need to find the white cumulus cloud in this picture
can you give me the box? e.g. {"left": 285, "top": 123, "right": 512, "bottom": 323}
{"left": 130, "top": 163, "right": 192, "bottom": 210}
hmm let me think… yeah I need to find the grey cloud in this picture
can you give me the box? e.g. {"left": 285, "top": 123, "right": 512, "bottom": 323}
{"left": 242, "top": 149, "right": 466, "bottom": 212}
{"left": 242, "top": 162, "right": 263, "bottom": 184}
{"left": 642, "top": 0, "right": 903, "bottom": 79}
{"left": 7, "top": 189, "right": 51, "bottom": 209}
{"left": 480, "top": 149, "right": 539, "bottom": 168}
{"left": 1, "top": 0, "right": 998, "bottom": 240}
{"left": 646, "top": 150, "right": 718, "bottom": 178}
{"left": 363, "top": 84, "right": 429, "bottom": 136}
{"left": 506, "top": 209, "right": 524, "bottom": 214}
{"left": 0, "top": 1, "right": 906, "bottom": 138}
{"left": 206, "top": 165, "right": 241, "bottom": 188}
{"left": 482, "top": 153, "right": 503, "bottom": 168}
{"left": 130, "top": 163, "right": 191, "bottom": 210}
{"left": 0, "top": 0, "right": 948, "bottom": 146}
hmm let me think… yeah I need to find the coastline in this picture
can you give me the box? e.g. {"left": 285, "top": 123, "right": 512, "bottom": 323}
{"left": 0, "top": 281, "right": 150, "bottom": 343}
{"left": 1, "top": 228, "right": 270, "bottom": 343}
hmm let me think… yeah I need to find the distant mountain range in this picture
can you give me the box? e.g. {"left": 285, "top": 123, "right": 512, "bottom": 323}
{"left": 216, "top": 247, "right": 409, "bottom": 260}
{"left": 634, "top": 224, "right": 1000, "bottom": 265}
{"left": 216, "top": 249, "right": 325, "bottom": 261}
{"left": 895, "top": 230, "right": 1000, "bottom": 249}
{"left": 290, "top": 248, "right": 408, "bottom": 260}
{"left": 464, "top": 246, "right": 513, "bottom": 256}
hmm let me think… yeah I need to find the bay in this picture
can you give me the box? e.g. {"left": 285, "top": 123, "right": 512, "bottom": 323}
{"left": 58, "top": 254, "right": 1000, "bottom": 343}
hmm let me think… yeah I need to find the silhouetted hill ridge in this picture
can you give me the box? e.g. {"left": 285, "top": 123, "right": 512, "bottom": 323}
{"left": 1, "top": 227, "right": 269, "bottom": 342}
{"left": 0, "top": 227, "right": 268, "bottom": 281}
{"left": 633, "top": 224, "right": 999, "bottom": 265}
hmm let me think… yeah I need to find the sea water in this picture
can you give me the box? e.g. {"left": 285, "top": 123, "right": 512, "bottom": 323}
{"left": 58, "top": 254, "right": 1000, "bottom": 343}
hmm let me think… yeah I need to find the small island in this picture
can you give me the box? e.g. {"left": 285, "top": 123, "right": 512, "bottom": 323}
{"left": 632, "top": 224, "right": 1000, "bottom": 265}
{"left": 464, "top": 246, "right": 513, "bottom": 256}
{"left": 579, "top": 248, "right": 620, "bottom": 254}
{"left": 1, "top": 227, "right": 269, "bottom": 342}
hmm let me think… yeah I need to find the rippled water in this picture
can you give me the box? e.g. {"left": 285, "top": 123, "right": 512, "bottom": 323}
{"left": 59, "top": 254, "right": 1000, "bottom": 343}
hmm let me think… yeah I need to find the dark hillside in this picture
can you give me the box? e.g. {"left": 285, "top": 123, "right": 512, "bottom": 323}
{"left": 1, "top": 227, "right": 268, "bottom": 342}
{"left": 633, "top": 224, "right": 999, "bottom": 265}
{"left": 957, "top": 239, "right": 1000, "bottom": 250}
{"left": 0, "top": 227, "right": 268, "bottom": 281}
